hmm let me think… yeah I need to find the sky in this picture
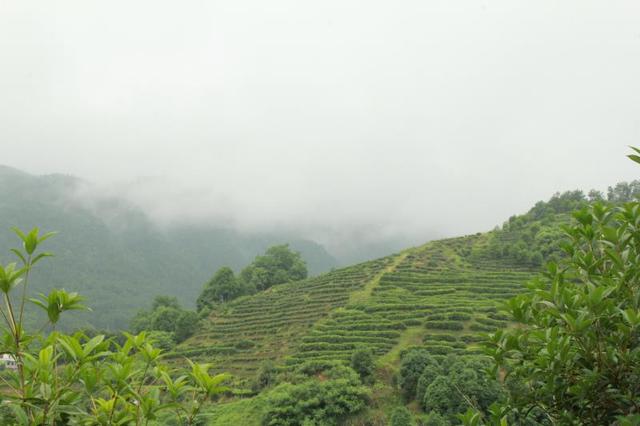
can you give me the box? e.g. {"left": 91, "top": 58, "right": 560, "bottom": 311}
{"left": 1, "top": 1, "right": 639, "bottom": 254}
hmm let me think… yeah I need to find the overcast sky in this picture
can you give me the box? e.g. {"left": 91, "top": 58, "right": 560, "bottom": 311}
{"left": 1, "top": 1, "right": 639, "bottom": 251}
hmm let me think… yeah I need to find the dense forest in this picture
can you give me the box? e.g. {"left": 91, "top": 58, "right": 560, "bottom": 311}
{"left": 0, "top": 153, "right": 639, "bottom": 425}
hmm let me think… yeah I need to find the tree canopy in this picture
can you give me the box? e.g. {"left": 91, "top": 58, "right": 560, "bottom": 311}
{"left": 130, "top": 295, "right": 198, "bottom": 345}
{"left": 239, "top": 244, "right": 308, "bottom": 291}
{"left": 196, "top": 244, "right": 308, "bottom": 311}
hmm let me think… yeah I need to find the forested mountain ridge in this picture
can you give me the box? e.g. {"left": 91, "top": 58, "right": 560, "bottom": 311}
{"left": 0, "top": 165, "right": 338, "bottom": 329}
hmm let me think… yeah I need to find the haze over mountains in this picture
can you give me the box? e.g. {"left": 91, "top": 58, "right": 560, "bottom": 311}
{"left": 0, "top": 165, "right": 343, "bottom": 329}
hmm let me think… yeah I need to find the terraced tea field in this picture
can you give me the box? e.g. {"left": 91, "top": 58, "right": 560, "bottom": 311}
{"left": 174, "top": 257, "right": 395, "bottom": 376}
{"left": 176, "top": 232, "right": 538, "bottom": 379}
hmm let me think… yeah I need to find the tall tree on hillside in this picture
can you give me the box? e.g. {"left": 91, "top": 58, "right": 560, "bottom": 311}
{"left": 240, "top": 244, "right": 307, "bottom": 291}
{"left": 197, "top": 266, "right": 244, "bottom": 311}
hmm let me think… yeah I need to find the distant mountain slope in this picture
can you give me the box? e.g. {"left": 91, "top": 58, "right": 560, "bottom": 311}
{"left": 0, "top": 165, "right": 338, "bottom": 329}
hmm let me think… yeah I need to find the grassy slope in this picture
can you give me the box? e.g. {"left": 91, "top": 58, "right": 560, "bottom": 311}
{"left": 177, "top": 230, "right": 541, "bottom": 424}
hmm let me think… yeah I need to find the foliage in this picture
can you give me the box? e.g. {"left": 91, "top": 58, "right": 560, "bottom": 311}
{"left": 350, "top": 347, "right": 375, "bottom": 380}
{"left": 389, "top": 406, "right": 415, "bottom": 426}
{"left": 483, "top": 200, "right": 640, "bottom": 424}
{"left": 262, "top": 364, "right": 370, "bottom": 425}
{"left": 197, "top": 266, "right": 246, "bottom": 311}
{"left": 475, "top": 147, "right": 640, "bottom": 426}
{"left": 147, "top": 329, "right": 177, "bottom": 351}
{"left": 240, "top": 244, "right": 308, "bottom": 292}
{"left": 196, "top": 245, "right": 309, "bottom": 312}
{"left": 253, "top": 360, "right": 277, "bottom": 392}
{"left": 415, "top": 364, "right": 442, "bottom": 404}
{"left": 0, "top": 227, "right": 231, "bottom": 425}
{"left": 396, "top": 356, "right": 505, "bottom": 422}
{"left": 417, "top": 411, "right": 450, "bottom": 426}
{"left": 479, "top": 181, "right": 640, "bottom": 269}
{"left": 175, "top": 310, "right": 200, "bottom": 342}
{"left": 131, "top": 295, "right": 199, "bottom": 344}
{"left": 152, "top": 295, "right": 181, "bottom": 310}
{"left": 398, "top": 350, "right": 437, "bottom": 400}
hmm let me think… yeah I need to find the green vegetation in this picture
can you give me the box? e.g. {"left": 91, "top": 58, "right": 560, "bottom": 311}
{"left": 263, "top": 362, "right": 370, "bottom": 425}
{"left": 481, "top": 202, "right": 640, "bottom": 424}
{"left": 478, "top": 181, "right": 640, "bottom": 269}
{"left": 130, "top": 295, "right": 199, "bottom": 346}
{"left": 196, "top": 245, "right": 308, "bottom": 312}
{"left": 0, "top": 165, "right": 337, "bottom": 329}
{"left": 389, "top": 406, "right": 414, "bottom": 426}
{"left": 197, "top": 267, "right": 246, "bottom": 310}
{"left": 350, "top": 348, "right": 375, "bottom": 382}
{"left": 174, "top": 175, "right": 640, "bottom": 424}
{"left": 4, "top": 157, "right": 640, "bottom": 424}
{"left": 239, "top": 244, "right": 308, "bottom": 292}
{"left": 0, "top": 227, "right": 230, "bottom": 424}
{"left": 176, "top": 222, "right": 542, "bottom": 422}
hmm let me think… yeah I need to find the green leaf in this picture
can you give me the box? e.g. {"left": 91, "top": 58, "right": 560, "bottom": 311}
{"left": 10, "top": 248, "right": 26, "bottom": 265}
{"left": 32, "top": 252, "right": 54, "bottom": 266}
{"left": 627, "top": 154, "right": 640, "bottom": 165}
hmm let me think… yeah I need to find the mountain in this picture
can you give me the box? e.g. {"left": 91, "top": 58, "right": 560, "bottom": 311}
{"left": 172, "top": 184, "right": 639, "bottom": 424}
{"left": 0, "top": 165, "right": 338, "bottom": 329}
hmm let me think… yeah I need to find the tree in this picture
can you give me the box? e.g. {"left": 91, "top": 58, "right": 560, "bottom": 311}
{"left": 197, "top": 266, "right": 243, "bottom": 311}
{"left": 398, "top": 349, "right": 436, "bottom": 400}
{"left": 240, "top": 244, "right": 308, "bottom": 291}
{"left": 175, "top": 310, "right": 199, "bottom": 342}
{"left": 150, "top": 305, "right": 182, "bottom": 332}
{"left": 416, "top": 364, "right": 442, "bottom": 406}
{"left": 351, "top": 348, "right": 375, "bottom": 381}
{"left": 419, "top": 411, "right": 450, "bottom": 426}
{"left": 389, "top": 406, "right": 415, "bottom": 426}
{"left": 480, "top": 150, "right": 640, "bottom": 425}
{"left": 152, "top": 295, "right": 181, "bottom": 310}
{"left": 147, "top": 330, "right": 176, "bottom": 351}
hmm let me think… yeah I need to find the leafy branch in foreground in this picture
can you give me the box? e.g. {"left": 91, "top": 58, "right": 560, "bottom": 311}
{"left": 0, "top": 227, "right": 230, "bottom": 425}
{"left": 467, "top": 149, "right": 640, "bottom": 426}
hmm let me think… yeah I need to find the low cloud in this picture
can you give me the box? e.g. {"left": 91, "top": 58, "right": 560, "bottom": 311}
{"left": 2, "top": 0, "right": 639, "bottom": 258}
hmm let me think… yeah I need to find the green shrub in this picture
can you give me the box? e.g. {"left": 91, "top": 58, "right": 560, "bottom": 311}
{"left": 417, "top": 411, "right": 449, "bottom": 426}
{"left": 446, "top": 312, "right": 471, "bottom": 321}
{"left": 235, "top": 339, "right": 256, "bottom": 349}
{"left": 422, "top": 358, "right": 504, "bottom": 422}
{"left": 425, "top": 321, "right": 464, "bottom": 331}
{"left": 263, "top": 365, "right": 369, "bottom": 425}
{"left": 351, "top": 348, "right": 375, "bottom": 380}
{"left": 389, "top": 406, "right": 414, "bottom": 426}
{"left": 423, "top": 333, "right": 457, "bottom": 343}
{"left": 398, "top": 350, "right": 437, "bottom": 400}
{"left": 147, "top": 330, "right": 176, "bottom": 351}
{"left": 416, "top": 364, "right": 443, "bottom": 405}
{"left": 253, "top": 361, "right": 277, "bottom": 392}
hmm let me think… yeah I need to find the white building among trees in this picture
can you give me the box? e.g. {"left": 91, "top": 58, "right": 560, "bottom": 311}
{"left": 0, "top": 353, "right": 17, "bottom": 370}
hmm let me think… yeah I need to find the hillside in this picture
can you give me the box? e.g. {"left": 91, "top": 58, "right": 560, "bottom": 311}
{"left": 0, "top": 165, "right": 338, "bottom": 329}
{"left": 175, "top": 185, "right": 640, "bottom": 424}
{"left": 174, "top": 231, "right": 539, "bottom": 424}
{"left": 177, "top": 232, "right": 537, "bottom": 371}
